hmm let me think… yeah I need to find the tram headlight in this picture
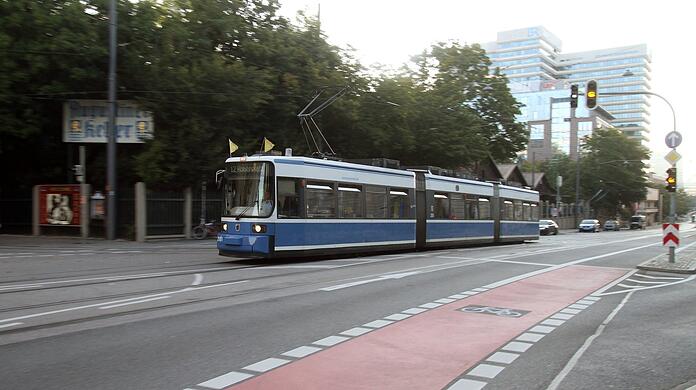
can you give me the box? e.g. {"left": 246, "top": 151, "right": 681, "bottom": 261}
{"left": 222, "top": 223, "right": 228, "bottom": 232}
{"left": 252, "top": 224, "right": 267, "bottom": 233}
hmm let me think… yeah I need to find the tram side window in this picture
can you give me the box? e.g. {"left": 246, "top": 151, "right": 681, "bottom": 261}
{"left": 389, "top": 188, "right": 411, "bottom": 219}
{"left": 478, "top": 198, "right": 491, "bottom": 219}
{"left": 365, "top": 185, "right": 387, "bottom": 218}
{"left": 514, "top": 200, "right": 524, "bottom": 220}
{"left": 277, "top": 177, "right": 301, "bottom": 218}
{"left": 502, "top": 200, "right": 514, "bottom": 220}
{"left": 531, "top": 203, "right": 540, "bottom": 220}
{"left": 338, "top": 184, "right": 363, "bottom": 218}
{"left": 450, "top": 194, "right": 467, "bottom": 219}
{"left": 466, "top": 195, "right": 479, "bottom": 220}
{"left": 432, "top": 193, "right": 450, "bottom": 219}
{"left": 306, "top": 182, "right": 335, "bottom": 218}
{"left": 522, "top": 203, "right": 531, "bottom": 221}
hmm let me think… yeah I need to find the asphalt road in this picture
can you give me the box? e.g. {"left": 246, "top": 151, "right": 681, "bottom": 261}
{"left": 0, "top": 228, "right": 695, "bottom": 390}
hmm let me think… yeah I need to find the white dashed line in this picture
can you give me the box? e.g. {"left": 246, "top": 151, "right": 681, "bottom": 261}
{"left": 472, "top": 288, "right": 488, "bottom": 292}
{"left": 434, "top": 298, "right": 456, "bottom": 304}
{"left": 528, "top": 325, "right": 556, "bottom": 334}
{"left": 448, "top": 294, "right": 470, "bottom": 299}
{"left": 419, "top": 302, "right": 443, "bottom": 309}
{"left": 98, "top": 296, "right": 170, "bottom": 309}
{"left": 516, "top": 332, "right": 545, "bottom": 342}
{"left": 312, "top": 335, "right": 349, "bottom": 347}
{"left": 487, "top": 351, "right": 520, "bottom": 364}
{"left": 576, "top": 299, "right": 596, "bottom": 305}
{"left": 461, "top": 291, "right": 479, "bottom": 295}
{"left": 550, "top": 313, "right": 574, "bottom": 320}
{"left": 560, "top": 308, "right": 581, "bottom": 315}
{"left": 468, "top": 363, "right": 505, "bottom": 379}
{"left": 448, "top": 378, "right": 488, "bottom": 390}
{"left": 568, "top": 304, "right": 588, "bottom": 310}
{"left": 282, "top": 346, "right": 322, "bottom": 358}
{"left": 502, "top": 341, "right": 534, "bottom": 353}
{"left": 0, "top": 322, "right": 23, "bottom": 329}
{"left": 243, "top": 358, "right": 290, "bottom": 373}
{"left": 384, "top": 313, "right": 411, "bottom": 321}
{"left": 197, "top": 371, "right": 253, "bottom": 389}
{"left": 340, "top": 327, "right": 373, "bottom": 337}
{"left": 362, "top": 319, "right": 394, "bottom": 328}
{"left": 402, "top": 307, "right": 428, "bottom": 315}
{"left": 583, "top": 296, "right": 601, "bottom": 301}
{"left": 541, "top": 319, "right": 566, "bottom": 326}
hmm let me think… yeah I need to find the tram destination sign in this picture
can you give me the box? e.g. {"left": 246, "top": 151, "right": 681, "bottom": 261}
{"left": 63, "top": 100, "right": 154, "bottom": 143}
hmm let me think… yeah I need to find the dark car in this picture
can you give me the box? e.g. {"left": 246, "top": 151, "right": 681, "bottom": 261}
{"left": 539, "top": 219, "right": 559, "bottom": 235}
{"left": 604, "top": 220, "right": 620, "bottom": 231}
{"left": 578, "top": 219, "right": 601, "bottom": 232}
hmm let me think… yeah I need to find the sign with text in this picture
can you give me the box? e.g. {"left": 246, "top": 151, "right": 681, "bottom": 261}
{"left": 63, "top": 100, "right": 154, "bottom": 143}
{"left": 38, "top": 185, "right": 81, "bottom": 226}
{"left": 662, "top": 223, "right": 680, "bottom": 247}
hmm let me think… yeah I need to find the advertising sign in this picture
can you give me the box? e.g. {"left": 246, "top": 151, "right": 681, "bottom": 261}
{"left": 38, "top": 185, "right": 81, "bottom": 226}
{"left": 63, "top": 100, "right": 154, "bottom": 143}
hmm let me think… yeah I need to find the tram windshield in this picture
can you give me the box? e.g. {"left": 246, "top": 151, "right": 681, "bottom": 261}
{"left": 223, "top": 162, "right": 275, "bottom": 218}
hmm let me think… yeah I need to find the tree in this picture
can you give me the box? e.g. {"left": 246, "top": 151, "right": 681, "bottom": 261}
{"left": 579, "top": 128, "right": 650, "bottom": 216}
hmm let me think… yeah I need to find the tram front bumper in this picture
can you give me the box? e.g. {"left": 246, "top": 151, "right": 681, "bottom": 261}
{"left": 217, "top": 233, "right": 271, "bottom": 256}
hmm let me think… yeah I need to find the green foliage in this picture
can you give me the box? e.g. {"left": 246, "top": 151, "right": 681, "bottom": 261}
{"left": 0, "top": 1, "right": 529, "bottom": 191}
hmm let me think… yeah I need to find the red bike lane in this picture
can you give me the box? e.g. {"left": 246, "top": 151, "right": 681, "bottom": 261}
{"left": 228, "top": 264, "right": 627, "bottom": 390}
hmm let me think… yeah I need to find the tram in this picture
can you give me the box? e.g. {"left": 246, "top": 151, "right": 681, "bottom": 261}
{"left": 216, "top": 154, "right": 539, "bottom": 258}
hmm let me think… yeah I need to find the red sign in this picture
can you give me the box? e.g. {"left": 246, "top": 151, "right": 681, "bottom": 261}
{"left": 38, "top": 185, "right": 81, "bottom": 226}
{"left": 662, "top": 223, "right": 680, "bottom": 247}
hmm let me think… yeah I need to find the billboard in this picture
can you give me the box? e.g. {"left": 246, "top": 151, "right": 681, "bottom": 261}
{"left": 63, "top": 99, "right": 154, "bottom": 143}
{"left": 38, "top": 185, "right": 81, "bottom": 226}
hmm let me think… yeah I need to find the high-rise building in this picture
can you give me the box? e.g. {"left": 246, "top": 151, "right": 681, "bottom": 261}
{"left": 483, "top": 27, "right": 652, "bottom": 144}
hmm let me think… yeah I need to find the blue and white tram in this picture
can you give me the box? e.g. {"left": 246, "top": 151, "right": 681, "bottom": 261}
{"left": 217, "top": 154, "right": 539, "bottom": 258}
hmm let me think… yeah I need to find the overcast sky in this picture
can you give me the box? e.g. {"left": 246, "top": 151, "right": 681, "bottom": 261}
{"left": 278, "top": 0, "right": 695, "bottom": 188}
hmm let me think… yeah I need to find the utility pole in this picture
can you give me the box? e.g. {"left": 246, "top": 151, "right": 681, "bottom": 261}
{"left": 106, "top": 0, "right": 118, "bottom": 240}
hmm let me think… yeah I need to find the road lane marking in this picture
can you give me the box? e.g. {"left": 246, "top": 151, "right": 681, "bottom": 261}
{"left": 467, "top": 363, "right": 505, "bottom": 379}
{"left": 0, "top": 322, "right": 23, "bottom": 329}
{"left": 599, "top": 274, "right": 696, "bottom": 296}
{"left": 243, "top": 358, "right": 291, "bottom": 373}
{"left": 282, "top": 346, "right": 322, "bottom": 358}
{"left": 550, "top": 313, "right": 574, "bottom": 320}
{"left": 197, "top": 371, "right": 253, "bottom": 389}
{"left": 487, "top": 351, "right": 520, "bottom": 364}
{"left": 362, "top": 319, "right": 393, "bottom": 328}
{"left": 516, "top": 332, "right": 545, "bottom": 342}
{"left": 98, "top": 296, "right": 171, "bottom": 310}
{"left": 502, "top": 341, "right": 534, "bottom": 353}
{"left": 339, "top": 327, "right": 373, "bottom": 337}
{"left": 0, "top": 280, "right": 248, "bottom": 324}
{"left": 541, "top": 319, "right": 566, "bottom": 326}
{"left": 402, "top": 307, "right": 428, "bottom": 314}
{"left": 448, "top": 378, "right": 488, "bottom": 390}
{"left": 319, "top": 271, "right": 422, "bottom": 291}
{"left": 528, "top": 325, "right": 555, "bottom": 334}
{"left": 192, "top": 273, "right": 204, "bottom": 286}
{"left": 312, "top": 336, "right": 349, "bottom": 347}
{"left": 420, "top": 302, "right": 443, "bottom": 309}
{"left": 632, "top": 273, "right": 684, "bottom": 280}
{"left": 384, "top": 313, "right": 411, "bottom": 321}
{"left": 546, "top": 291, "right": 635, "bottom": 390}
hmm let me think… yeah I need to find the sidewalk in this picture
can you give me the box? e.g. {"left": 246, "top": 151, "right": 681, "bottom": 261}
{"left": 0, "top": 234, "right": 203, "bottom": 250}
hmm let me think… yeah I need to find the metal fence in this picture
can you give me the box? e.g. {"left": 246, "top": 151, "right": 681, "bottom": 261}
{"left": 147, "top": 191, "right": 185, "bottom": 236}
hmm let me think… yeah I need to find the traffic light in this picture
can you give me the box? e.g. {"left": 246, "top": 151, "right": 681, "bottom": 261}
{"left": 570, "top": 84, "right": 579, "bottom": 108}
{"left": 666, "top": 168, "right": 677, "bottom": 192}
{"left": 586, "top": 80, "right": 597, "bottom": 109}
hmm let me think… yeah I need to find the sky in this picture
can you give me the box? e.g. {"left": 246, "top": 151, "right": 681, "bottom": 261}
{"left": 278, "top": 0, "right": 696, "bottom": 189}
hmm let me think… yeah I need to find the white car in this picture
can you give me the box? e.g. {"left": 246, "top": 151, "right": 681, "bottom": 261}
{"left": 578, "top": 219, "right": 601, "bottom": 232}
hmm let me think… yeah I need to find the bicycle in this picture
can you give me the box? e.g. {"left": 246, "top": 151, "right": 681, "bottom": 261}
{"left": 192, "top": 221, "right": 220, "bottom": 239}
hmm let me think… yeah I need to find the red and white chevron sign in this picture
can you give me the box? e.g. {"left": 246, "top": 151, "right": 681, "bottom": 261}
{"left": 663, "top": 223, "right": 680, "bottom": 247}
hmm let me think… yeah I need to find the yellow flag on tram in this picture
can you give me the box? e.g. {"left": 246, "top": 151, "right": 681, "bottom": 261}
{"left": 228, "top": 139, "right": 238, "bottom": 155}
{"left": 263, "top": 137, "right": 275, "bottom": 152}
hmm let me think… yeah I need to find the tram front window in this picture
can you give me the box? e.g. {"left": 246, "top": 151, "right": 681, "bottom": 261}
{"left": 224, "top": 162, "right": 275, "bottom": 218}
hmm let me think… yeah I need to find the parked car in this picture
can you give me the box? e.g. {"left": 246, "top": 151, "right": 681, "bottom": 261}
{"left": 539, "top": 219, "right": 559, "bottom": 235}
{"left": 578, "top": 219, "right": 601, "bottom": 232}
{"left": 603, "top": 220, "right": 620, "bottom": 231}
{"left": 629, "top": 215, "right": 646, "bottom": 230}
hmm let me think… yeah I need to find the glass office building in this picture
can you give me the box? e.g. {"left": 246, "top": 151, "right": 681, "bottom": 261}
{"left": 483, "top": 27, "right": 651, "bottom": 142}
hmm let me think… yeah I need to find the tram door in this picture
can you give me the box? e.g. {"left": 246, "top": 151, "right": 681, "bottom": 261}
{"left": 492, "top": 183, "right": 501, "bottom": 242}
{"left": 415, "top": 172, "right": 426, "bottom": 249}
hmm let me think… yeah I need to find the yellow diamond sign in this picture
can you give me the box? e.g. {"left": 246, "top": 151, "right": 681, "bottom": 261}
{"left": 665, "top": 149, "right": 682, "bottom": 165}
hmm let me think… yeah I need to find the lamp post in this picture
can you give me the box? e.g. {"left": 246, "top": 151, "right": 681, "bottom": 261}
{"left": 610, "top": 70, "right": 678, "bottom": 262}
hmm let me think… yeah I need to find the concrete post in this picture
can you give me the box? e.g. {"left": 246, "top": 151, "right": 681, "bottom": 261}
{"left": 135, "top": 182, "right": 146, "bottom": 242}
{"left": 184, "top": 187, "right": 192, "bottom": 239}
{"left": 81, "top": 184, "right": 91, "bottom": 239}
{"left": 32, "top": 185, "right": 40, "bottom": 236}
